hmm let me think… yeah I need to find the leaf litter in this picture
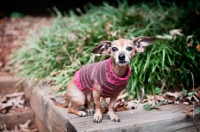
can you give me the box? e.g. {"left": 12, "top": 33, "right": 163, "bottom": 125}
{"left": 0, "top": 16, "right": 52, "bottom": 132}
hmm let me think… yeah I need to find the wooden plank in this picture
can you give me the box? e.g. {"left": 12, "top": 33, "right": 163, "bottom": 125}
{"left": 0, "top": 72, "right": 21, "bottom": 95}
{"left": 24, "top": 82, "right": 200, "bottom": 132}
{"left": 69, "top": 104, "right": 200, "bottom": 132}
{"left": 0, "top": 110, "right": 34, "bottom": 130}
{"left": 34, "top": 112, "right": 49, "bottom": 132}
{"left": 0, "top": 73, "right": 35, "bottom": 130}
{"left": 27, "top": 86, "right": 77, "bottom": 132}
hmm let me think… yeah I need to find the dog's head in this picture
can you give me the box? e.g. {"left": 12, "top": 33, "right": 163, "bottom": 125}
{"left": 92, "top": 36, "right": 156, "bottom": 66}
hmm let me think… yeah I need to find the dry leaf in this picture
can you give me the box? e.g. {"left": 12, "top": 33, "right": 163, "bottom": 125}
{"left": 155, "top": 95, "right": 165, "bottom": 101}
{"left": 186, "top": 35, "right": 193, "bottom": 42}
{"left": 131, "top": 100, "right": 139, "bottom": 109}
{"left": 196, "top": 44, "right": 200, "bottom": 51}
{"left": 156, "top": 34, "right": 173, "bottom": 40}
{"left": 0, "top": 95, "right": 7, "bottom": 103}
{"left": 7, "top": 95, "right": 25, "bottom": 108}
{"left": 6, "top": 92, "right": 24, "bottom": 98}
{"left": 187, "top": 94, "right": 199, "bottom": 103}
{"left": 169, "top": 29, "right": 183, "bottom": 36}
{"left": 22, "top": 120, "right": 31, "bottom": 128}
{"left": 197, "top": 89, "right": 200, "bottom": 99}
{"left": 114, "top": 99, "right": 128, "bottom": 112}
{"left": 186, "top": 107, "right": 193, "bottom": 116}
{"left": 164, "top": 92, "right": 181, "bottom": 102}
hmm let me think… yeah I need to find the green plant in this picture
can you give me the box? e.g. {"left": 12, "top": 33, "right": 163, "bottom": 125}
{"left": 9, "top": 0, "right": 200, "bottom": 97}
{"left": 188, "top": 92, "right": 196, "bottom": 97}
{"left": 155, "top": 87, "right": 162, "bottom": 95}
{"left": 198, "top": 108, "right": 200, "bottom": 116}
{"left": 10, "top": 12, "right": 24, "bottom": 18}
{"left": 143, "top": 104, "right": 153, "bottom": 111}
{"left": 181, "top": 88, "right": 188, "bottom": 97}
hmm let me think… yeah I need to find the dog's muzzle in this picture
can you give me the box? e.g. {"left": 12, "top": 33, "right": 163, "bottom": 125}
{"left": 117, "top": 54, "right": 129, "bottom": 66}
{"left": 118, "top": 54, "right": 125, "bottom": 61}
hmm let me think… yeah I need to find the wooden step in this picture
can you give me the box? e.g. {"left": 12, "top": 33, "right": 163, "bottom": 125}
{"left": 26, "top": 84, "right": 200, "bottom": 132}
{"left": 0, "top": 72, "right": 35, "bottom": 130}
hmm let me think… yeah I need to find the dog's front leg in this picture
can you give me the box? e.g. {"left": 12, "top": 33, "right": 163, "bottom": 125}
{"left": 93, "top": 83, "right": 102, "bottom": 123}
{"left": 108, "top": 95, "right": 120, "bottom": 122}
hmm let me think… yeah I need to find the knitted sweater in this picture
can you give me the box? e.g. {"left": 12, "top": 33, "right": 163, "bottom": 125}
{"left": 74, "top": 57, "right": 131, "bottom": 97}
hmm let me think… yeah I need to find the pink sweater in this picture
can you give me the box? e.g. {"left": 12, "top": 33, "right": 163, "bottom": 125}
{"left": 74, "top": 57, "right": 131, "bottom": 97}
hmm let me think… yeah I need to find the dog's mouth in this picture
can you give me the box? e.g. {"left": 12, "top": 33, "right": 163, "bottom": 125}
{"left": 117, "top": 60, "right": 129, "bottom": 66}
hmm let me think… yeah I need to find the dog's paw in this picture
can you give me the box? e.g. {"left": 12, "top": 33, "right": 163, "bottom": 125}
{"left": 108, "top": 114, "right": 120, "bottom": 122}
{"left": 93, "top": 112, "right": 102, "bottom": 123}
{"left": 86, "top": 108, "right": 95, "bottom": 115}
{"left": 77, "top": 111, "right": 87, "bottom": 117}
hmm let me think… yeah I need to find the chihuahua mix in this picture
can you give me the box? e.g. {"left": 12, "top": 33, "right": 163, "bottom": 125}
{"left": 52, "top": 36, "right": 156, "bottom": 123}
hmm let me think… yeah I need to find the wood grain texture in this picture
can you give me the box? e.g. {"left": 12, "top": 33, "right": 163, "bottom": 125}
{"left": 0, "top": 110, "right": 34, "bottom": 130}
{"left": 27, "top": 85, "right": 77, "bottom": 132}
{"left": 1, "top": 72, "right": 199, "bottom": 132}
{"left": 69, "top": 104, "right": 200, "bottom": 132}
{"left": 25, "top": 82, "right": 200, "bottom": 132}
{"left": 0, "top": 73, "right": 34, "bottom": 130}
{"left": 0, "top": 72, "right": 21, "bottom": 95}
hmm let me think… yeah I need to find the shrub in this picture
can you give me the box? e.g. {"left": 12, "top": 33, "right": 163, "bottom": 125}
{"left": 10, "top": 0, "right": 200, "bottom": 98}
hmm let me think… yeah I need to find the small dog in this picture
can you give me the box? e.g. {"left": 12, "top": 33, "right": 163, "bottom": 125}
{"left": 52, "top": 36, "right": 156, "bottom": 123}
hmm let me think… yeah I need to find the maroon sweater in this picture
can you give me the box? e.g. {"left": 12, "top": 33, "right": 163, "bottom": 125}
{"left": 74, "top": 57, "right": 131, "bottom": 97}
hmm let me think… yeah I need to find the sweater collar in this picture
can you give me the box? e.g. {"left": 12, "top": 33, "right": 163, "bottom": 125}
{"left": 107, "top": 56, "right": 131, "bottom": 81}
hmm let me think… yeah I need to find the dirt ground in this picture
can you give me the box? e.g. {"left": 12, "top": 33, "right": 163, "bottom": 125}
{"left": 0, "top": 16, "right": 53, "bottom": 72}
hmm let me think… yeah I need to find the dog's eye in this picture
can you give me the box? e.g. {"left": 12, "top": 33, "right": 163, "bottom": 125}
{"left": 112, "top": 47, "right": 118, "bottom": 52}
{"left": 126, "top": 46, "right": 133, "bottom": 51}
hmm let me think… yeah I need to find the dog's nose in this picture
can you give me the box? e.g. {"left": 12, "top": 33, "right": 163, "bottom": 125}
{"left": 118, "top": 54, "right": 125, "bottom": 60}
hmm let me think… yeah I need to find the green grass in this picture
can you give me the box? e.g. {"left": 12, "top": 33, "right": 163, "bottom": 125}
{"left": 9, "top": 0, "right": 200, "bottom": 98}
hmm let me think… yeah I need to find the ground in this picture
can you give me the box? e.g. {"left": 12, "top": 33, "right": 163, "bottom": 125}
{"left": 0, "top": 15, "right": 53, "bottom": 132}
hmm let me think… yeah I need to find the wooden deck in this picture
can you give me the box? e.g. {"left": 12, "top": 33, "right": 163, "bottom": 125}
{"left": 26, "top": 84, "right": 200, "bottom": 132}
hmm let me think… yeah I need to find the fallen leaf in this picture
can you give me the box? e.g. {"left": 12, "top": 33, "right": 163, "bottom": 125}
{"left": 7, "top": 95, "right": 25, "bottom": 108}
{"left": 186, "top": 35, "right": 193, "bottom": 42}
{"left": 186, "top": 107, "right": 193, "bottom": 116}
{"left": 197, "top": 90, "right": 200, "bottom": 99}
{"left": 196, "top": 44, "right": 200, "bottom": 52}
{"left": 19, "top": 120, "right": 31, "bottom": 130}
{"left": 155, "top": 95, "right": 165, "bottom": 101}
{"left": 164, "top": 92, "right": 181, "bottom": 102}
{"left": 169, "top": 29, "right": 183, "bottom": 36}
{"left": 114, "top": 99, "right": 128, "bottom": 112}
{"left": 6, "top": 92, "right": 24, "bottom": 98}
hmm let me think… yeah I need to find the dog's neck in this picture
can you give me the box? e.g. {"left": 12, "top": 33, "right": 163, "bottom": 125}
{"left": 111, "top": 59, "right": 128, "bottom": 78}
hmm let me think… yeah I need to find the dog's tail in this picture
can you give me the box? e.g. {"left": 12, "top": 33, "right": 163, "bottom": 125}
{"left": 51, "top": 98, "right": 69, "bottom": 108}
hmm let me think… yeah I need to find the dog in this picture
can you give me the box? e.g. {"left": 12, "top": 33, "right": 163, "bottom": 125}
{"left": 52, "top": 36, "right": 156, "bottom": 123}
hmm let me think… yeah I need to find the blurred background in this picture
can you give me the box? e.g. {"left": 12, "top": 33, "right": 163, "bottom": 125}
{"left": 0, "top": 0, "right": 199, "bottom": 98}
{"left": 0, "top": 0, "right": 189, "bottom": 17}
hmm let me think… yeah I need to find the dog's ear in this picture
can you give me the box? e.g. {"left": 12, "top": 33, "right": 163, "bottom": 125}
{"left": 133, "top": 36, "right": 156, "bottom": 53}
{"left": 91, "top": 41, "right": 112, "bottom": 54}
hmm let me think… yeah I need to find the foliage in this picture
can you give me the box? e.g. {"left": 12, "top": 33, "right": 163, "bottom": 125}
{"left": 10, "top": 12, "right": 24, "bottom": 18}
{"left": 10, "top": 0, "right": 200, "bottom": 97}
{"left": 198, "top": 108, "right": 200, "bottom": 116}
{"left": 143, "top": 104, "right": 154, "bottom": 111}
{"left": 155, "top": 87, "right": 162, "bottom": 95}
{"left": 181, "top": 88, "right": 188, "bottom": 97}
